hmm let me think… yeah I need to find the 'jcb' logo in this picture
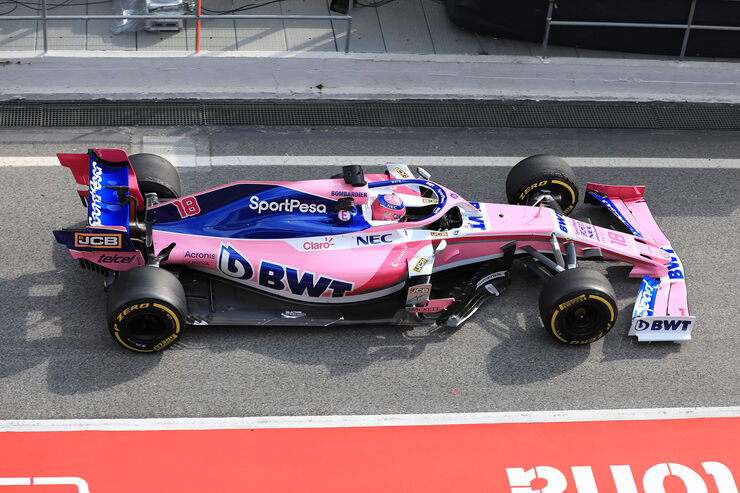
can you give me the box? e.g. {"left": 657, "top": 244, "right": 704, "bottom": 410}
{"left": 74, "top": 233, "right": 122, "bottom": 248}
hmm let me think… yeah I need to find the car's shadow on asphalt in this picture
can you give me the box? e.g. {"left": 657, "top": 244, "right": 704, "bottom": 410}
{"left": 174, "top": 320, "right": 461, "bottom": 377}
{"left": 1, "top": 239, "right": 458, "bottom": 390}
{"left": 0, "top": 245, "right": 163, "bottom": 395}
{"left": 480, "top": 263, "right": 681, "bottom": 385}
{"left": 0, "top": 245, "right": 682, "bottom": 397}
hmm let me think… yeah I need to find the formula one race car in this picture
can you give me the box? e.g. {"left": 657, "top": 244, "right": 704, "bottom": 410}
{"left": 53, "top": 150, "right": 694, "bottom": 352}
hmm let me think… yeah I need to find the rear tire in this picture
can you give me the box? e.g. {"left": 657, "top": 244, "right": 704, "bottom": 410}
{"left": 538, "top": 268, "right": 617, "bottom": 344}
{"left": 506, "top": 154, "right": 578, "bottom": 215}
{"left": 129, "top": 153, "right": 181, "bottom": 199}
{"left": 106, "top": 266, "right": 187, "bottom": 352}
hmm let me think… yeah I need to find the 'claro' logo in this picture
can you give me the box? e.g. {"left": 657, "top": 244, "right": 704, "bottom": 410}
{"left": 506, "top": 461, "right": 737, "bottom": 493}
{"left": 303, "top": 237, "right": 334, "bottom": 251}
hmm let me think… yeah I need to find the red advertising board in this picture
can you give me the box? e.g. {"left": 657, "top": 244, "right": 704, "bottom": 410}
{"left": 0, "top": 416, "right": 737, "bottom": 492}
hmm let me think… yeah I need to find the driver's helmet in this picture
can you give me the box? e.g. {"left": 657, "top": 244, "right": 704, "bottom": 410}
{"left": 372, "top": 193, "right": 406, "bottom": 221}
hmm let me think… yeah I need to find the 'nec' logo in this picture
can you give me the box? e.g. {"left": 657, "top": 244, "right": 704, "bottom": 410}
{"left": 356, "top": 234, "right": 392, "bottom": 246}
{"left": 74, "top": 233, "right": 122, "bottom": 248}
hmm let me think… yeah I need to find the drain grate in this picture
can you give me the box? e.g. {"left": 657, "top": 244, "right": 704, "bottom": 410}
{"left": 0, "top": 100, "right": 738, "bottom": 129}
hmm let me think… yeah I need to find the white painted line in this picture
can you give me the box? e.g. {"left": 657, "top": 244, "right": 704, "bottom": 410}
{"left": 3, "top": 52, "right": 739, "bottom": 103}
{"left": 0, "top": 407, "right": 737, "bottom": 432}
{"left": 141, "top": 136, "right": 197, "bottom": 168}
{"left": 205, "top": 156, "right": 740, "bottom": 169}
{"left": 1, "top": 155, "right": 738, "bottom": 169}
{"left": 0, "top": 156, "right": 60, "bottom": 166}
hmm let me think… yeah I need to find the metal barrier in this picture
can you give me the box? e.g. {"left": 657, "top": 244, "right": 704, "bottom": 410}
{"left": 542, "top": 0, "right": 740, "bottom": 59}
{"left": 0, "top": 0, "right": 355, "bottom": 53}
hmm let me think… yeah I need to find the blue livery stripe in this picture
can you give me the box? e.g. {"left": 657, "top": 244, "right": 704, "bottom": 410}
{"left": 588, "top": 192, "right": 643, "bottom": 238}
{"left": 152, "top": 183, "right": 371, "bottom": 239}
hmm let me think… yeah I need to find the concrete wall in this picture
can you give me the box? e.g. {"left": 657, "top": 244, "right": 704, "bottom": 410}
{"left": 1, "top": 51, "right": 739, "bottom": 102}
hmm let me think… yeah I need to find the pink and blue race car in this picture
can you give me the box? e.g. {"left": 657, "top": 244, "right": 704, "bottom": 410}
{"left": 53, "top": 149, "right": 693, "bottom": 352}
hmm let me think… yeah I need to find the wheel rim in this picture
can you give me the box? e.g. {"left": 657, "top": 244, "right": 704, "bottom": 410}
{"left": 562, "top": 302, "right": 608, "bottom": 337}
{"left": 127, "top": 313, "right": 168, "bottom": 342}
{"left": 524, "top": 185, "right": 573, "bottom": 212}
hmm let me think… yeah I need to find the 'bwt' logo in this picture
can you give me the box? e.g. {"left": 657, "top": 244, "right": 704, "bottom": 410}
{"left": 219, "top": 243, "right": 254, "bottom": 279}
{"left": 554, "top": 211, "right": 568, "bottom": 234}
{"left": 635, "top": 319, "right": 692, "bottom": 331}
{"left": 218, "top": 243, "right": 353, "bottom": 298}
{"left": 663, "top": 248, "right": 685, "bottom": 280}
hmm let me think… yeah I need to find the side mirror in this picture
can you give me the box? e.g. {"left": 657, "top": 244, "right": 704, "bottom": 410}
{"left": 416, "top": 167, "right": 431, "bottom": 180}
{"left": 434, "top": 239, "right": 447, "bottom": 255}
{"left": 104, "top": 185, "right": 130, "bottom": 204}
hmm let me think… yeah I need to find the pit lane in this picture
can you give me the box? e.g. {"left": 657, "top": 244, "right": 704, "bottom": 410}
{"left": 0, "top": 125, "right": 738, "bottom": 420}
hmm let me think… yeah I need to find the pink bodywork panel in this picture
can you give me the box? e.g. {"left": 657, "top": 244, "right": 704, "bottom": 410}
{"left": 411, "top": 298, "right": 455, "bottom": 313}
{"left": 155, "top": 230, "right": 430, "bottom": 300}
{"left": 434, "top": 203, "right": 669, "bottom": 279}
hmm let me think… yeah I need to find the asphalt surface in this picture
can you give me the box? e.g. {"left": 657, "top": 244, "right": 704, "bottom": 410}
{"left": 0, "top": 126, "right": 738, "bottom": 419}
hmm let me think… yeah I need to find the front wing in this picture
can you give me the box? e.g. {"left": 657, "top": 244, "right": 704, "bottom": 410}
{"left": 586, "top": 183, "right": 694, "bottom": 341}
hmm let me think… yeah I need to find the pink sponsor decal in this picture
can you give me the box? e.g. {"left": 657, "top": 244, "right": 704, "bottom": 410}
{"left": 70, "top": 249, "right": 145, "bottom": 270}
{"left": 411, "top": 298, "right": 454, "bottom": 313}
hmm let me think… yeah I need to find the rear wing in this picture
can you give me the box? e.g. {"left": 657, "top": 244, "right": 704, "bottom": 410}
{"left": 585, "top": 183, "right": 694, "bottom": 342}
{"left": 57, "top": 149, "right": 146, "bottom": 227}
{"left": 53, "top": 149, "right": 146, "bottom": 272}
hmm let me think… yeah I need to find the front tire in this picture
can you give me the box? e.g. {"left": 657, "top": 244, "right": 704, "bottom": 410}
{"left": 538, "top": 269, "right": 617, "bottom": 344}
{"left": 506, "top": 154, "right": 579, "bottom": 215}
{"left": 106, "top": 267, "right": 187, "bottom": 352}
